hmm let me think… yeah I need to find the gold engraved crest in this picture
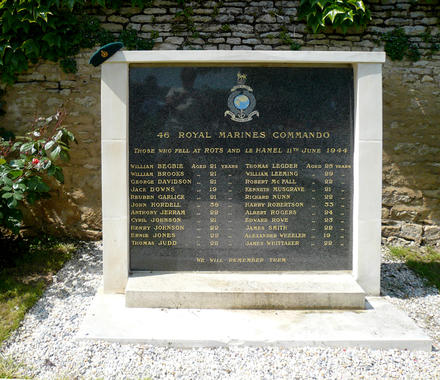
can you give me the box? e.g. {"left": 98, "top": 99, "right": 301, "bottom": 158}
{"left": 224, "top": 72, "right": 259, "bottom": 123}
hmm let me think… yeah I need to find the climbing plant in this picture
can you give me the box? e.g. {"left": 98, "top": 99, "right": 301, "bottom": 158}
{"left": 0, "top": 0, "right": 157, "bottom": 85}
{"left": 381, "top": 28, "right": 421, "bottom": 62}
{"left": 298, "top": 0, "right": 371, "bottom": 33}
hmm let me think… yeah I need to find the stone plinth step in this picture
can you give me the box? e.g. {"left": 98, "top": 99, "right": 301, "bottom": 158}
{"left": 125, "top": 272, "right": 365, "bottom": 310}
{"left": 78, "top": 292, "right": 432, "bottom": 351}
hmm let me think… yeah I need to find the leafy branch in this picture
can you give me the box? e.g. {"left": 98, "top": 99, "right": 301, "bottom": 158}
{"left": 0, "top": 110, "right": 76, "bottom": 233}
{"left": 298, "top": 0, "right": 371, "bottom": 33}
{"left": 0, "top": 0, "right": 157, "bottom": 84}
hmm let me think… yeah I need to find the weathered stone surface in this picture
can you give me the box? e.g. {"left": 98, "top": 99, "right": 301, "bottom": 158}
{"left": 107, "top": 15, "right": 129, "bottom": 24}
{"left": 382, "top": 224, "right": 401, "bottom": 237}
{"left": 164, "top": 36, "right": 184, "bottom": 45}
{"left": 131, "top": 15, "right": 154, "bottom": 23}
{"left": 256, "top": 14, "right": 277, "bottom": 23}
{"left": 399, "top": 223, "right": 423, "bottom": 243}
{"left": 423, "top": 226, "right": 440, "bottom": 245}
{"left": 143, "top": 7, "right": 167, "bottom": 14}
{"left": 101, "top": 23, "right": 123, "bottom": 32}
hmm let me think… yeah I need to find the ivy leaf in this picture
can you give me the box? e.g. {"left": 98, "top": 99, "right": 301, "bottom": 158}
{"left": 354, "top": 1, "right": 365, "bottom": 12}
{"left": 323, "top": 8, "right": 345, "bottom": 23}
{"left": 65, "top": 0, "right": 77, "bottom": 11}
{"left": 2, "top": 192, "right": 13, "bottom": 199}
{"left": 22, "top": 39, "right": 40, "bottom": 57}
{"left": 37, "top": 12, "right": 52, "bottom": 22}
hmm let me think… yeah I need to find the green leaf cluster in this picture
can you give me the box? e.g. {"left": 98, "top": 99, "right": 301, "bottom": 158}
{"left": 0, "top": 111, "right": 76, "bottom": 233}
{"left": 279, "top": 28, "right": 301, "bottom": 51}
{"left": 0, "top": 0, "right": 156, "bottom": 84}
{"left": 381, "top": 28, "right": 420, "bottom": 61}
{"left": 298, "top": 0, "right": 371, "bottom": 33}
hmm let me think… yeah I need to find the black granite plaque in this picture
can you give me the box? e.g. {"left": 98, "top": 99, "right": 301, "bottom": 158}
{"left": 128, "top": 66, "right": 354, "bottom": 271}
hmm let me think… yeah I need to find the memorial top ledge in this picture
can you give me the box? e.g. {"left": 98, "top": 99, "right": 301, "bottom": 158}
{"left": 104, "top": 50, "right": 386, "bottom": 65}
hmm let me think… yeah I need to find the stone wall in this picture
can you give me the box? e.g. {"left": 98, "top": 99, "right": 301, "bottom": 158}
{"left": 1, "top": 0, "right": 439, "bottom": 245}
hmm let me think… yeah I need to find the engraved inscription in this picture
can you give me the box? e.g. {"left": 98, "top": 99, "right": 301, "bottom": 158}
{"left": 129, "top": 66, "right": 354, "bottom": 271}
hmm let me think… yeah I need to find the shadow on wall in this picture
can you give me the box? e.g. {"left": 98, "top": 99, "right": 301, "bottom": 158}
{"left": 1, "top": 57, "right": 103, "bottom": 240}
{"left": 382, "top": 67, "right": 440, "bottom": 232}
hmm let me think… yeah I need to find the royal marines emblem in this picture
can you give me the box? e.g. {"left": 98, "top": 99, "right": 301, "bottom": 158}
{"left": 224, "top": 72, "right": 259, "bottom": 123}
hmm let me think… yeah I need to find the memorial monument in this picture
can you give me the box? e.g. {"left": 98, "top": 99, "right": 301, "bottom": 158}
{"left": 101, "top": 51, "right": 383, "bottom": 303}
{"left": 77, "top": 51, "right": 431, "bottom": 349}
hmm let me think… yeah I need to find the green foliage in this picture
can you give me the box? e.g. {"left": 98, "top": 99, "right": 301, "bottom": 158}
{"left": 381, "top": 28, "right": 420, "bottom": 61}
{"left": 173, "top": 5, "right": 196, "bottom": 34}
{"left": 0, "top": 111, "right": 76, "bottom": 233}
{"left": 279, "top": 29, "right": 301, "bottom": 50}
{"left": 298, "top": 0, "right": 371, "bottom": 33}
{"left": 0, "top": 0, "right": 156, "bottom": 84}
{"left": 422, "top": 29, "right": 440, "bottom": 56}
{"left": 121, "top": 29, "right": 158, "bottom": 50}
{"left": 389, "top": 246, "right": 440, "bottom": 291}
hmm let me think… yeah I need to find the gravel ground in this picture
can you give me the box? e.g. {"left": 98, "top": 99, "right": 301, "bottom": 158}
{"left": 1, "top": 242, "right": 439, "bottom": 380}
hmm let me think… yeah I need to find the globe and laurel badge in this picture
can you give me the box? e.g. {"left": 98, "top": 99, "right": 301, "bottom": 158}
{"left": 225, "top": 72, "right": 259, "bottom": 123}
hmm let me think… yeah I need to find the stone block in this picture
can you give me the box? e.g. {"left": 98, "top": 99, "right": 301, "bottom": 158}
{"left": 230, "top": 24, "right": 254, "bottom": 33}
{"left": 119, "top": 7, "right": 141, "bottom": 16}
{"left": 226, "top": 37, "right": 241, "bottom": 44}
{"left": 423, "top": 225, "right": 440, "bottom": 245}
{"left": 154, "top": 43, "right": 179, "bottom": 50}
{"left": 403, "top": 25, "right": 426, "bottom": 36}
{"left": 101, "top": 23, "right": 123, "bottom": 32}
{"left": 382, "top": 224, "right": 401, "bottom": 237}
{"left": 154, "top": 15, "right": 175, "bottom": 22}
{"left": 131, "top": 14, "right": 154, "bottom": 23}
{"left": 107, "top": 15, "right": 129, "bottom": 24}
{"left": 143, "top": 8, "right": 167, "bottom": 14}
{"left": 218, "top": 7, "right": 242, "bottom": 15}
{"left": 256, "top": 14, "right": 277, "bottom": 23}
{"left": 164, "top": 37, "right": 184, "bottom": 45}
{"left": 232, "top": 45, "right": 252, "bottom": 50}
{"left": 399, "top": 223, "right": 423, "bottom": 242}
{"left": 242, "top": 38, "right": 260, "bottom": 45}
{"left": 215, "top": 14, "right": 234, "bottom": 23}
{"left": 255, "top": 45, "right": 272, "bottom": 50}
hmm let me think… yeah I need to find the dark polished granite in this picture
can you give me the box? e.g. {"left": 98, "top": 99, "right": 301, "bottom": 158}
{"left": 128, "top": 66, "right": 354, "bottom": 271}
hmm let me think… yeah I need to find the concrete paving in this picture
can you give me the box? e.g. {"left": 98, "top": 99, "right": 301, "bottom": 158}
{"left": 78, "top": 289, "right": 432, "bottom": 351}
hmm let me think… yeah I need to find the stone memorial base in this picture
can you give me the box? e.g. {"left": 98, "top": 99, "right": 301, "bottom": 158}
{"left": 125, "top": 272, "right": 365, "bottom": 310}
{"left": 78, "top": 289, "right": 432, "bottom": 351}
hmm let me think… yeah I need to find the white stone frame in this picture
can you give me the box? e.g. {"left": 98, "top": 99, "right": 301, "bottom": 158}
{"left": 101, "top": 51, "right": 385, "bottom": 295}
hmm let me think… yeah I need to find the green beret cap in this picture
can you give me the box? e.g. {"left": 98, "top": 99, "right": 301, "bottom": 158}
{"left": 89, "top": 42, "right": 124, "bottom": 67}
